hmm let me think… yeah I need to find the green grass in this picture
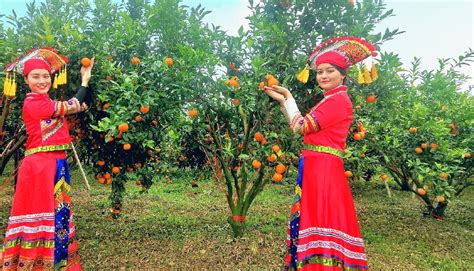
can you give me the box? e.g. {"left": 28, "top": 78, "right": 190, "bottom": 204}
{"left": 1, "top": 169, "right": 473, "bottom": 270}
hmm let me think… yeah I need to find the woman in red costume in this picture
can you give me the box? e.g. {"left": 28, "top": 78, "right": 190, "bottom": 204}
{"left": 264, "top": 36, "right": 377, "bottom": 270}
{"left": 1, "top": 48, "right": 94, "bottom": 270}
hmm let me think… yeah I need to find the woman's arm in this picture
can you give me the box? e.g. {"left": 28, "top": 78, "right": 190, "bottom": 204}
{"left": 264, "top": 85, "right": 319, "bottom": 135}
{"left": 53, "top": 58, "right": 95, "bottom": 117}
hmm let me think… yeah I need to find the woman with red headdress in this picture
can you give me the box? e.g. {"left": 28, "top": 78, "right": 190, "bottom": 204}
{"left": 1, "top": 48, "right": 93, "bottom": 270}
{"left": 264, "top": 36, "right": 377, "bottom": 270}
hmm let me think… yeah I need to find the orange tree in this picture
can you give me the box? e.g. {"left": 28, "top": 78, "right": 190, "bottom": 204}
{"left": 0, "top": 0, "right": 228, "bottom": 214}
{"left": 344, "top": 51, "right": 474, "bottom": 218}
{"left": 183, "top": 0, "right": 401, "bottom": 236}
{"left": 0, "top": 0, "right": 401, "bottom": 236}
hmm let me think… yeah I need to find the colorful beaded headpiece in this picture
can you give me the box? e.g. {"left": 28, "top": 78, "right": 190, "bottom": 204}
{"left": 3, "top": 48, "right": 69, "bottom": 98}
{"left": 296, "top": 36, "right": 378, "bottom": 84}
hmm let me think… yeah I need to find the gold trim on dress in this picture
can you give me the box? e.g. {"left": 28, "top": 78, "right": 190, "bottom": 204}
{"left": 303, "top": 144, "right": 344, "bottom": 158}
{"left": 24, "top": 143, "right": 71, "bottom": 156}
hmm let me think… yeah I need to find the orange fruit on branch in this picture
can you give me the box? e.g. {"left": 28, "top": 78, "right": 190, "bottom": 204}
{"left": 140, "top": 106, "right": 150, "bottom": 114}
{"left": 131, "top": 57, "right": 141, "bottom": 65}
{"left": 421, "top": 143, "right": 428, "bottom": 149}
{"left": 254, "top": 132, "right": 264, "bottom": 142}
{"left": 464, "top": 152, "right": 472, "bottom": 158}
{"left": 344, "top": 171, "right": 353, "bottom": 178}
{"left": 409, "top": 127, "right": 417, "bottom": 134}
{"left": 252, "top": 159, "right": 262, "bottom": 169}
{"left": 272, "top": 173, "right": 283, "bottom": 182}
{"left": 272, "top": 145, "right": 281, "bottom": 153}
{"left": 430, "top": 143, "right": 438, "bottom": 149}
{"left": 415, "top": 147, "right": 423, "bottom": 154}
{"left": 353, "top": 133, "right": 362, "bottom": 141}
{"left": 112, "top": 167, "right": 120, "bottom": 174}
{"left": 275, "top": 164, "right": 286, "bottom": 174}
{"left": 118, "top": 123, "right": 129, "bottom": 132}
{"left": 417, "top": 188, "right": 426, "bottom": 196}
{"left": 165, "top": 57, "right": 174, "bottom": 67}
{"left": 439, "top": 172, "right": 448, "bottom": 180}
{"left": 134, "top": 115, "right": 142, "bottom": 122}
{"left": 365, "top": 95, "right": 377, "bottom": 103}
{"left": 188, "top": 108, "right": 198, "bottom": 117}
{"left": 267, "top": 154, "right": 277, "bottom": 162}
{"left": 123, "top": 143, "right": 131, "bottom": 151}
{"left": 228, "top": 78, "right": 240, "bottom": 87}
{"left": 97, "top": 160, "right": 105, "bottom": 167}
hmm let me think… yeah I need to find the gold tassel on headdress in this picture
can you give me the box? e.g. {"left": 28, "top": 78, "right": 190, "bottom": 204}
{"left": 363, "top": 65, "right": 372, "bottom": 84}
{"left": 357, "top": 67, "right": 365, "bottom": 84}
{"left": 371, "top": 62, "right": 378, "bottom": 81}
{"left": 3, "top": 75, "right": 9, "bottom": 95}
{"left": 63, "top": 66, "right": 67, "bottom": 86}
{"left": 56, "top": 66, "right": 67, "bottom": 87}
{"left": 296, "top": 64, "right": 310, "bottom": 84}
{"left": 3, "top": 73, "right": 17, "bottom": 98}
{"left": 53, "top": 73, "right": 59, "bottom": 89}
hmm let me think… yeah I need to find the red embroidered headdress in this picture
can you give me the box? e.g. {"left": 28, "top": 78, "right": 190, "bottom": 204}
{"left": 3, "top": 48, "right": 69, "bottom": 97}
{"left": 297, "top": 36, "right": 378, "bottom": 84}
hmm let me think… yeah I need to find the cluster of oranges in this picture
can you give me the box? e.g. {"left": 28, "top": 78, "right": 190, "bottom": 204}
{"left": 254, "top": 131, "right": 269, "bottom": 145}
{"left": 415, "top": 142, "right": 438, "bottom": 154}
{"left": 251, "top": 131, "right": 287, "bottom": 182}
{"left": 95, "top": 172, "right": 112, "bottom": 185}
{"left": 353, "top": 122, "right": 366, "bottom": 141}
{"left": 258, "top": 74, "right": 279, "bottom": 90}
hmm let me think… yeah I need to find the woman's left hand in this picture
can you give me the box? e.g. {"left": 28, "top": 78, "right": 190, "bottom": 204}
{"left": 80, "top": 57, "right": 95, "bottom": 87}
{"left": 267, "top": 85, "right": 293, "bottom": 99}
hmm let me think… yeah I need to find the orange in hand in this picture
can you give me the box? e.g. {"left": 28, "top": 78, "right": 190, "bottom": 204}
{"left": 81, "top": 57, "right": 91, "bottom": 67}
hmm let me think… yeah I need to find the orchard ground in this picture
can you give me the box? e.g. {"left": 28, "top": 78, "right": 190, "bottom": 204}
{"left": 1, "top": 165, "right": 472, "bottom": 270}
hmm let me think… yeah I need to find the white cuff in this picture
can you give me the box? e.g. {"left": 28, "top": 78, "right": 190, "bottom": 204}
{"left": 284, "top": 97, "right": 301, "bottom": 124}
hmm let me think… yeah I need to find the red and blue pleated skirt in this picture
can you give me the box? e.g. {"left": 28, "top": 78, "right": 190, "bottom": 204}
{"left": 1, "top": 151, "right": 81, "bottom": 270}
{"left": 285, "top": 151, "right": 368, "bottom": 270}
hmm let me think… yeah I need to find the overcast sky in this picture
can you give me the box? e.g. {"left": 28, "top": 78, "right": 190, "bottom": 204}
{"left": 1, "top": 0, "right": 473, "bottom": 89}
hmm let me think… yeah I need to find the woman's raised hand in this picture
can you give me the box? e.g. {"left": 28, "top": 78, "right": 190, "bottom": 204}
{"left": 80, "top": 57, "right": 95, "bottom": 87}
{"left": 263, "top": 85, "right": 293, "bottom": 105}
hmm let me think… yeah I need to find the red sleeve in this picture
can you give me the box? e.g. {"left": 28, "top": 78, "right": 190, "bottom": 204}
{"left": 312, "top": 96, "right": 350, "bottom": 130}
{"left": 23, "top": 97, "right": 55, "bottom": 120}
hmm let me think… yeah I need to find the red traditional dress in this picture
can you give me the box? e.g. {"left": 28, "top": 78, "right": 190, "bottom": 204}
{"left": 283, "top": 85, "right": 368, "bottom": 270}
{"left": 281, "top": 36, "right": 377, "bottom": 270}
{"left": 1, "top": 93, "right": 84, "bottom": 270}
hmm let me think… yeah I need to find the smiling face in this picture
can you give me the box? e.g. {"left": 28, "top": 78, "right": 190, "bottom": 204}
{"left": 316, "top": 63, "right": 346, "bottom": 92}
{"left": 24, "top": 69, "right": 52, "bottom": 94}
